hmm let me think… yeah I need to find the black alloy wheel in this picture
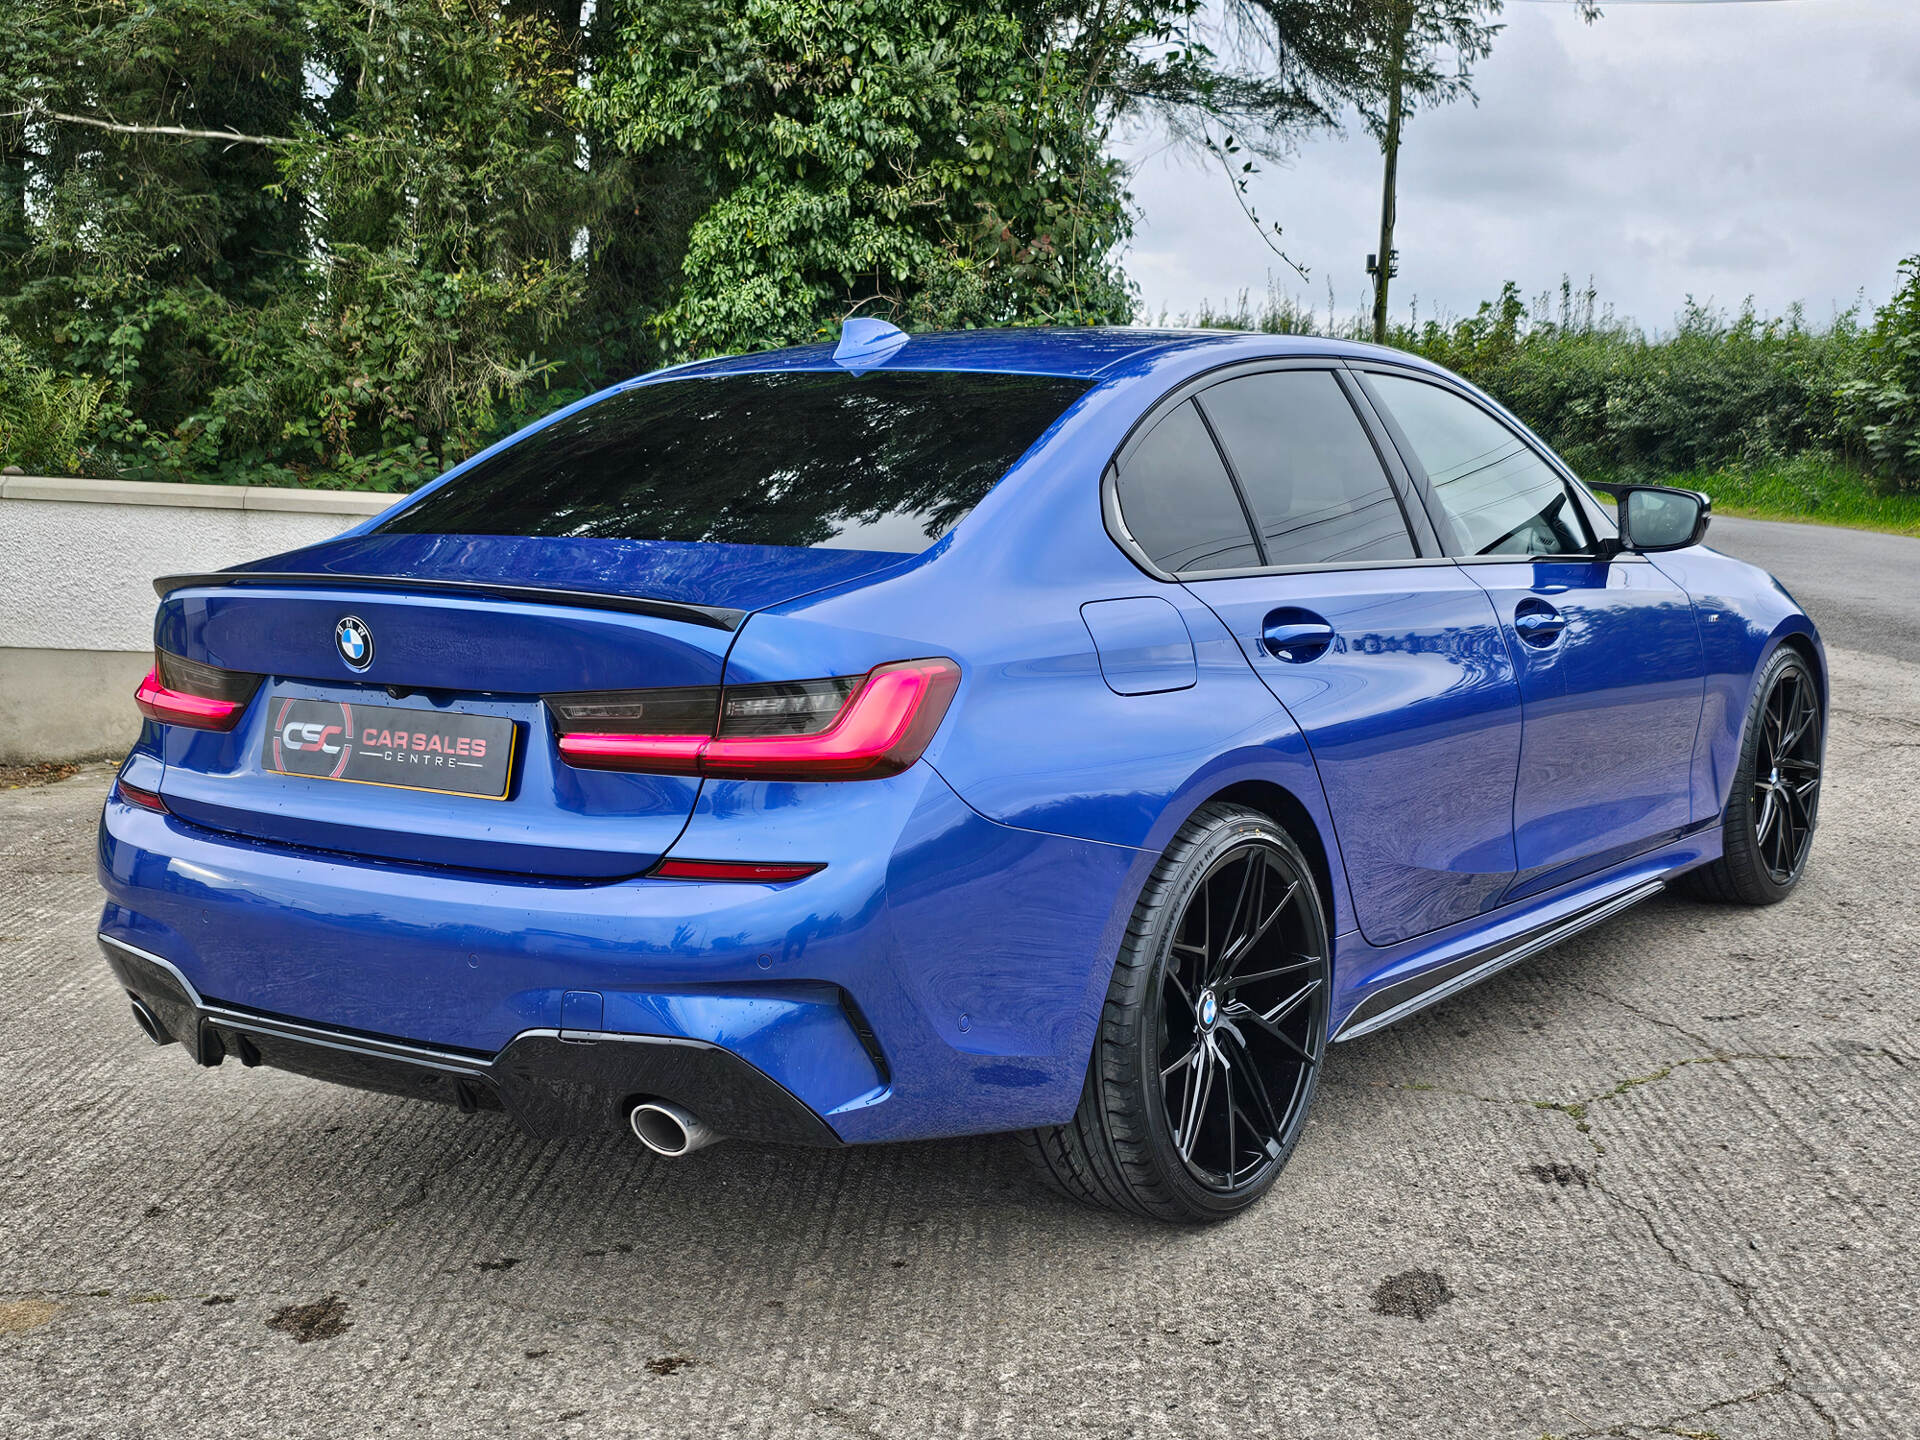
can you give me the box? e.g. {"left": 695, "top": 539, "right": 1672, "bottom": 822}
{"left": 1684, "top": 645, "right": 1824, "bottom": 906}
{"left": 1023, "top": 804, "right": 1330, "bottom": 1221}
{"left": 1158, "top": 839, "right": 1326, "bottom": 1193}
{"left": 1750, "top": 660, "right": 1823, "bottom": 884}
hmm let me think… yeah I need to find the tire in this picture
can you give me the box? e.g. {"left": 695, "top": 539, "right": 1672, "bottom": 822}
{"left": 1021, "top": 803, "right": 1330, "bottom": 1223}
{"left": 1681, "top": 645, "right": 1824, "bottom": 906}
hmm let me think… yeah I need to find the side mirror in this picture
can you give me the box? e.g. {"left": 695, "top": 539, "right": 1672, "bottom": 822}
{"left": 1614, "top": 485, "right": 1711, "bottom": 554}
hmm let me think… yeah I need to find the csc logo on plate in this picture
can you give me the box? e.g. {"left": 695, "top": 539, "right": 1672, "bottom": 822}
{"left": 269, "top": 697, "right": 356, "bottom": 780}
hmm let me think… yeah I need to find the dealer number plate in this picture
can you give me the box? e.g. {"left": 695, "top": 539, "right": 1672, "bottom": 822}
{"left": 261, "top": 693, "right": 515, "bottom": 800}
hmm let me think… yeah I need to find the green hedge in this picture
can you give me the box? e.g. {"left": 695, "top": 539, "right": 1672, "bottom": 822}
{"left": 1185, "top": 267, "right": 1920, "bottom": 496}
{"left": 1411, "top": 289, "right": 1868, "bottom": 483}
{"left": 12, "top": 249, "right": 1920, "bottom": 497}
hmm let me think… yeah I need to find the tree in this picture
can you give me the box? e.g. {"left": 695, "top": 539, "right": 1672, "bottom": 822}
{"left": 579, "top": 0, "right": 1254, "bottom": 355}
{"left": 264, "top": 0, "right": 610, "bottom": 486}
{"left": 0, "top": 0, "right": 308, "bottom": 466}
{"left": 1342, "top": 0, "right": 1601, "bottom": 343}
{"left": 1351, "top": 0, "right": 1503, "bottom": 343}
{"left": 0, "top": 0, "right": 1370, "bottom": 485}
{"left": 1142, "top": 1, "right": 1494, "bottom": 299}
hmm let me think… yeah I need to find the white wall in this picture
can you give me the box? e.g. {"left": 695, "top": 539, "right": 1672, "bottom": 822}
{"left": 0, "top": 476, "right": 394, "bottom": 762}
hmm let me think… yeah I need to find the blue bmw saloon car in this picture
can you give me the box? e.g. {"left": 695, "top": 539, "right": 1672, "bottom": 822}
{"left": 97, "top": 322, "right": 1824, "bottom": 1221}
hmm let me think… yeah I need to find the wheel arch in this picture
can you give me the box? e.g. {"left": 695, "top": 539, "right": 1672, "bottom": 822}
{"left": 1199, "top": 779, "right": 1340, "bottom": 949}
{"left": 1770, "top": 624, "right": 1827, "bottom": 716}
{"left": 1704, "top": 619, "right": 1827, "bottom": 822}
{"left": 1123, "top": 750, "right": 1355, "bottom": 947}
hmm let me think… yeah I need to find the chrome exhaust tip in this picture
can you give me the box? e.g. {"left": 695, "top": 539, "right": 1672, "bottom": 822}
{"left": 628, "top": 1100, "right": 719, "bottom": 1157}
{"left": 129, "top": 997, "right": 173, "bottom": 1047}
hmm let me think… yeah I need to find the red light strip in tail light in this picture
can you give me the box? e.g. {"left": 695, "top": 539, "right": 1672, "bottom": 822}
{"left": 554, "top": 658, "right": 960, "bottom": 781}
{"left": 134, "top": 670, "right": 247, "bottom": 731}
{"left": 702, "top": 659, "right": 959, "bottom": 780}
{"left": 134, "top": 650, "right": 261, "bottom": 732}
{"left": 553, "top": 732, "right": 708, "bottom": 775}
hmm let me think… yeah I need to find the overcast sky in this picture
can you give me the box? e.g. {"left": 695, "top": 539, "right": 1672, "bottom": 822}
{"left": 1118, "top": 0, "right": 1920, "bottom": 333}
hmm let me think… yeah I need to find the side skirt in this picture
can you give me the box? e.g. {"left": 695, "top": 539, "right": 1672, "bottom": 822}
{"left": 1331, "top": 879, "right": 1665, "bottom": 1043}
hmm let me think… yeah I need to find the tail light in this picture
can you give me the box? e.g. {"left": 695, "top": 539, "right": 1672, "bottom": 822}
{"left": 549, "top": 658, "right": 960, "bottom": 781}
{"left": 135, "top": 650, "right": 262, "bottom": 731}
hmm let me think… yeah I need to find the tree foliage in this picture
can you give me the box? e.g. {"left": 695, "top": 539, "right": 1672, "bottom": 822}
{"left": 0, "top": 319, "right": 107, "bottom": 472}
{"left": 1836, "top": 256, "right": 1920, "bottom": 485}
{"left": 0, "top": 0, "right": 1358, "bottom": 486}
{"left": 1288, "top": 0, "right": 1603, "bottom": 135}
{"left": 2, "top": 0, "right": 618, "bottom": 487}
{"left": 2, "top": 0, "right": 307, "bottom": 475}
{"left": 577, "top": 0, "right": 1145, "bottom": 355}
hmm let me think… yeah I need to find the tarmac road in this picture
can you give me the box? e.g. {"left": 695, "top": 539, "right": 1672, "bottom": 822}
{"left": 2, "top": 522, "right": 1916, "bottom": 1439}
{"left": 1707, "top": 515, "right": 1920, "bottom": 663}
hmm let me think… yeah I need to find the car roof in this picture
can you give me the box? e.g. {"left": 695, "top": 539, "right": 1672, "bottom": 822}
{"left": 649, "top": 327, "right": 1453, "bottom": 385}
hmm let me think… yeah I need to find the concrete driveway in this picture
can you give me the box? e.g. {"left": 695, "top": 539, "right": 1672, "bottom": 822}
{"left": 3, "top": 523, "right": 1916, "bottom": 1438}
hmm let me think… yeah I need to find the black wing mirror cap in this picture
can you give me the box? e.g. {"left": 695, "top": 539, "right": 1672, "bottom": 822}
{"left": 1597, "top": 483, "right": 1712, "bottom": 555}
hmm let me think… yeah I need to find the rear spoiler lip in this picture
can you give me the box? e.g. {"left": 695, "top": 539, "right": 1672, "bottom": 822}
{"left": 151, "top": 571, "right": 747, "bottom": 632}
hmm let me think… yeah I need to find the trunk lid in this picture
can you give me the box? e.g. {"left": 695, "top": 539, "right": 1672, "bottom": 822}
{"left": 149, "top": 535, "right": 909, "bottom": 878}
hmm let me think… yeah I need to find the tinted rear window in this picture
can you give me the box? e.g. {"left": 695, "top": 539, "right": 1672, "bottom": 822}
{"left": 1196, "top": 371, "right": 1415, "bottom": 566}
{"left": 377, "top": 370, "right": 1093, "bottom": 552}
{"left": 1113, "top": 401, "right": 1262, "bottom": 573}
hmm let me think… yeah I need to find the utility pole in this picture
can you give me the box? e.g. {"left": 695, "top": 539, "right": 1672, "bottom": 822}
{"left": 1370, "top": 0, "right": 1410, "bottom": 346}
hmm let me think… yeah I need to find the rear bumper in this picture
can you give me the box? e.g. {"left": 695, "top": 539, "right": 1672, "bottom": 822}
{"left": 101, "top": 935, "right": 837, "bottom": 1145}
{"left": 96, "top": 766, "right": 1148, "bottom": 1144}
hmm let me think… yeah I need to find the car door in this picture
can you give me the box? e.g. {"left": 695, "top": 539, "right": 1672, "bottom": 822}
{"left": 1111, "top": 364, "right": 1526, "bottom": 948}
{"left": 1357, "top": 367, "right": 1707, "bottom": 900}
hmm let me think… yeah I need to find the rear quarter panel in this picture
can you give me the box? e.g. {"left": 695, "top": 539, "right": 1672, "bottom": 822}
{"left": 728, "top": 363, "right": 1362, "bottom": 939}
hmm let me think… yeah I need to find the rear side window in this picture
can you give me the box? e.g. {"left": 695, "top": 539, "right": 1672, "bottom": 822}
{"left": 1367, "top": 374, "right": 1594, "bottom": 557}
{"left": 378, "top": 371, "right": 1093, "bottom": 553}
{"left": 1113, "top": 402, "right": 1262, "bottom": 573}
{"left": 1195, "top": 371, "right": 1415, "bottom": 566}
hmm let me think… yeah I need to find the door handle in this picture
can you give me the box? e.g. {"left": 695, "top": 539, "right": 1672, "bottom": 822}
{"left": 1513, "top": 598, "right": 1567, "bottom": 647}
{"left": 1262, "top": 611, "right": 1335, "bottom": 663}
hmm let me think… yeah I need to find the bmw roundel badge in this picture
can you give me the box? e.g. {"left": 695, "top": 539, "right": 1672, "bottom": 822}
{"left": 335, "top": 616, "right": 374, "bottom": 671}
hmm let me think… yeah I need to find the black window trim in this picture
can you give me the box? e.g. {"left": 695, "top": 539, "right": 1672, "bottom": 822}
{"left": 1186, "top": 393, "right": 1271, "bottom": 568}
{"left": 1102, "top": 357, "right": 1448, "bottom": 583}
{"left": 1335, "top": 367, "right": 1446, "bottom": 557}
{"left": 1345, "top": 360, "right": 1635, "bottom": 566}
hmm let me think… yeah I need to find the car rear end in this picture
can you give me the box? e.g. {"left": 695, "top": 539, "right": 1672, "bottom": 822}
{"left": 96, "top": 357, "right": 1119, "bottom": 1149}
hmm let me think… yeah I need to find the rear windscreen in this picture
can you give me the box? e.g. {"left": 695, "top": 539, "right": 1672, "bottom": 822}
{"left": 377, "top": 370, "right": 1094, "bottom": 553}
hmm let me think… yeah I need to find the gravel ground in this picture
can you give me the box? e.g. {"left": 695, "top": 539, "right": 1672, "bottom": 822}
{"left": 2, "top": 650, "right": 1915, "bottom": 1440}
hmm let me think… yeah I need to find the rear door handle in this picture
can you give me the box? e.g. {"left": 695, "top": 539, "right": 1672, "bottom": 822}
{"left": 1513, "top": 598, "right": 1567, "bottom": 647}
{"left": 1262, "top": 611, "right": 1335, "bottom": 663}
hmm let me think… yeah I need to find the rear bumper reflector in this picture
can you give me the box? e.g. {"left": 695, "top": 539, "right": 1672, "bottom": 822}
{"left": 114, "top": 778, "right": 169, "bottom": 814}
{"left": 649, "top": 859, "right": 825, "bottom": 883}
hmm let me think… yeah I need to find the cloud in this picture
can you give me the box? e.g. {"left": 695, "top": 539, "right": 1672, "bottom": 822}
{"left": 1118, "top": 0, "right": 1919, "bottom": 330}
